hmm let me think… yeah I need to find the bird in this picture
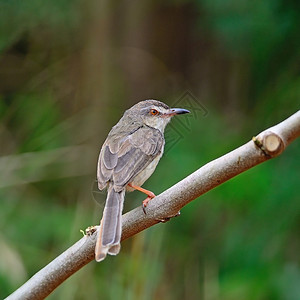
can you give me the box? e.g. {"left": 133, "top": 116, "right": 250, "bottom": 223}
{"left": 95, "top": 99, "right": 190, "bottom": 262}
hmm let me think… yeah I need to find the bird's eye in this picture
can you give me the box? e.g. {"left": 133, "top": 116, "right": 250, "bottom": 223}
{"left": 150, "top": 109, "right": 159, "bottom": 116}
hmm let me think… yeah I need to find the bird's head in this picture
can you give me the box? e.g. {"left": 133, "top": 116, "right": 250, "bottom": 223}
{"left": 126, "top": 99, "right": 190, "bottom": 133}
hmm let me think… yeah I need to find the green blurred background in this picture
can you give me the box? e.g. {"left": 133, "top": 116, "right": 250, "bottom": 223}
{"left": 1, "top": 0, "right": 299, "bottom": 299}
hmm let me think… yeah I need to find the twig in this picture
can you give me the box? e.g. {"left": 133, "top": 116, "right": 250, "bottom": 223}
{"left": 6, "top": 110, "right": 300, "bottom": 300}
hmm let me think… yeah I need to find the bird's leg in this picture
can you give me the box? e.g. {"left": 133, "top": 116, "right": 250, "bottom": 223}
{"left": 128, "top": 183, "right": 155, "bottom": 214}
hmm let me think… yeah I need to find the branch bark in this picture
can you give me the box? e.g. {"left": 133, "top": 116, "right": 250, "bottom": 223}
{"left": 6, "top": 110, "right": 300, "bottom": 300}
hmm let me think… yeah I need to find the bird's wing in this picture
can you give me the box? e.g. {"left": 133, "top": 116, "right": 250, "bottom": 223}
{"left": 97, "top": 126, "right": 164, "bottom": 191}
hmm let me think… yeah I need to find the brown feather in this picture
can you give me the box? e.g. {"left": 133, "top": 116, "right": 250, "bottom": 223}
{"left": 97, "top": 126, "right": 164, "bottom": 190}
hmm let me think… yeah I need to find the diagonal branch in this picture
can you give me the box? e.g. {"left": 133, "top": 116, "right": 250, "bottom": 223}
{"left": 6, "top": 110, "right": 300, "bottom": 300}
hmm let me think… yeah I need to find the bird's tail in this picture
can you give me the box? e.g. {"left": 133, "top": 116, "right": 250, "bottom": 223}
{"left": 95, "top": 186, "right": 125, "bottom": 262}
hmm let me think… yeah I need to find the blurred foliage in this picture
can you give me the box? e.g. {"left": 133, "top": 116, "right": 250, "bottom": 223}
{"left": 0, "top": 0, "right": 299, "bottom": 299}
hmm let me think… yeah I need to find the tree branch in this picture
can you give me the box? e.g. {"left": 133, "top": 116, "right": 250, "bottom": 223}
{"left": 6, "top": 110, "right": 300, "bottom": 300}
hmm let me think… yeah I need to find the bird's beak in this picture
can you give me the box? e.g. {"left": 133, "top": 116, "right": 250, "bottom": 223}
{"left": 167, "top": 108, "right": 190, "bottom": 116}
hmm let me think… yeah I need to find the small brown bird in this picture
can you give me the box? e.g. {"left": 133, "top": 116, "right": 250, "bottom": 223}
{"left": 95, "top": 100, "right": 190, "bottom": 262}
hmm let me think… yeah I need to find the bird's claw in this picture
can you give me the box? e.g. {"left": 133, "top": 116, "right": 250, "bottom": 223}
{"left": 142, "top": 203, "right": 147, "bottom": 214}
{"left": 142, "top": 195, "right": 155, "bottom": 215}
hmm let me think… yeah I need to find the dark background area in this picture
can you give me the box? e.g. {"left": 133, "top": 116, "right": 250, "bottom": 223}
{"left": 0, "top": 0, "right": 299, "bottom": 299}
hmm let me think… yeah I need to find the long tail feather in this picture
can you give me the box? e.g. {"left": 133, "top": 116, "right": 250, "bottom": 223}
{"left": 95, "top": 186, "right": 125, "bottom": 262}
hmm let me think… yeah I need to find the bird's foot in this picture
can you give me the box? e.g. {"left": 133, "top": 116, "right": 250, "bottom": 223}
{"left": 142, "top": 192, "right": 156, "bottom": 214}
